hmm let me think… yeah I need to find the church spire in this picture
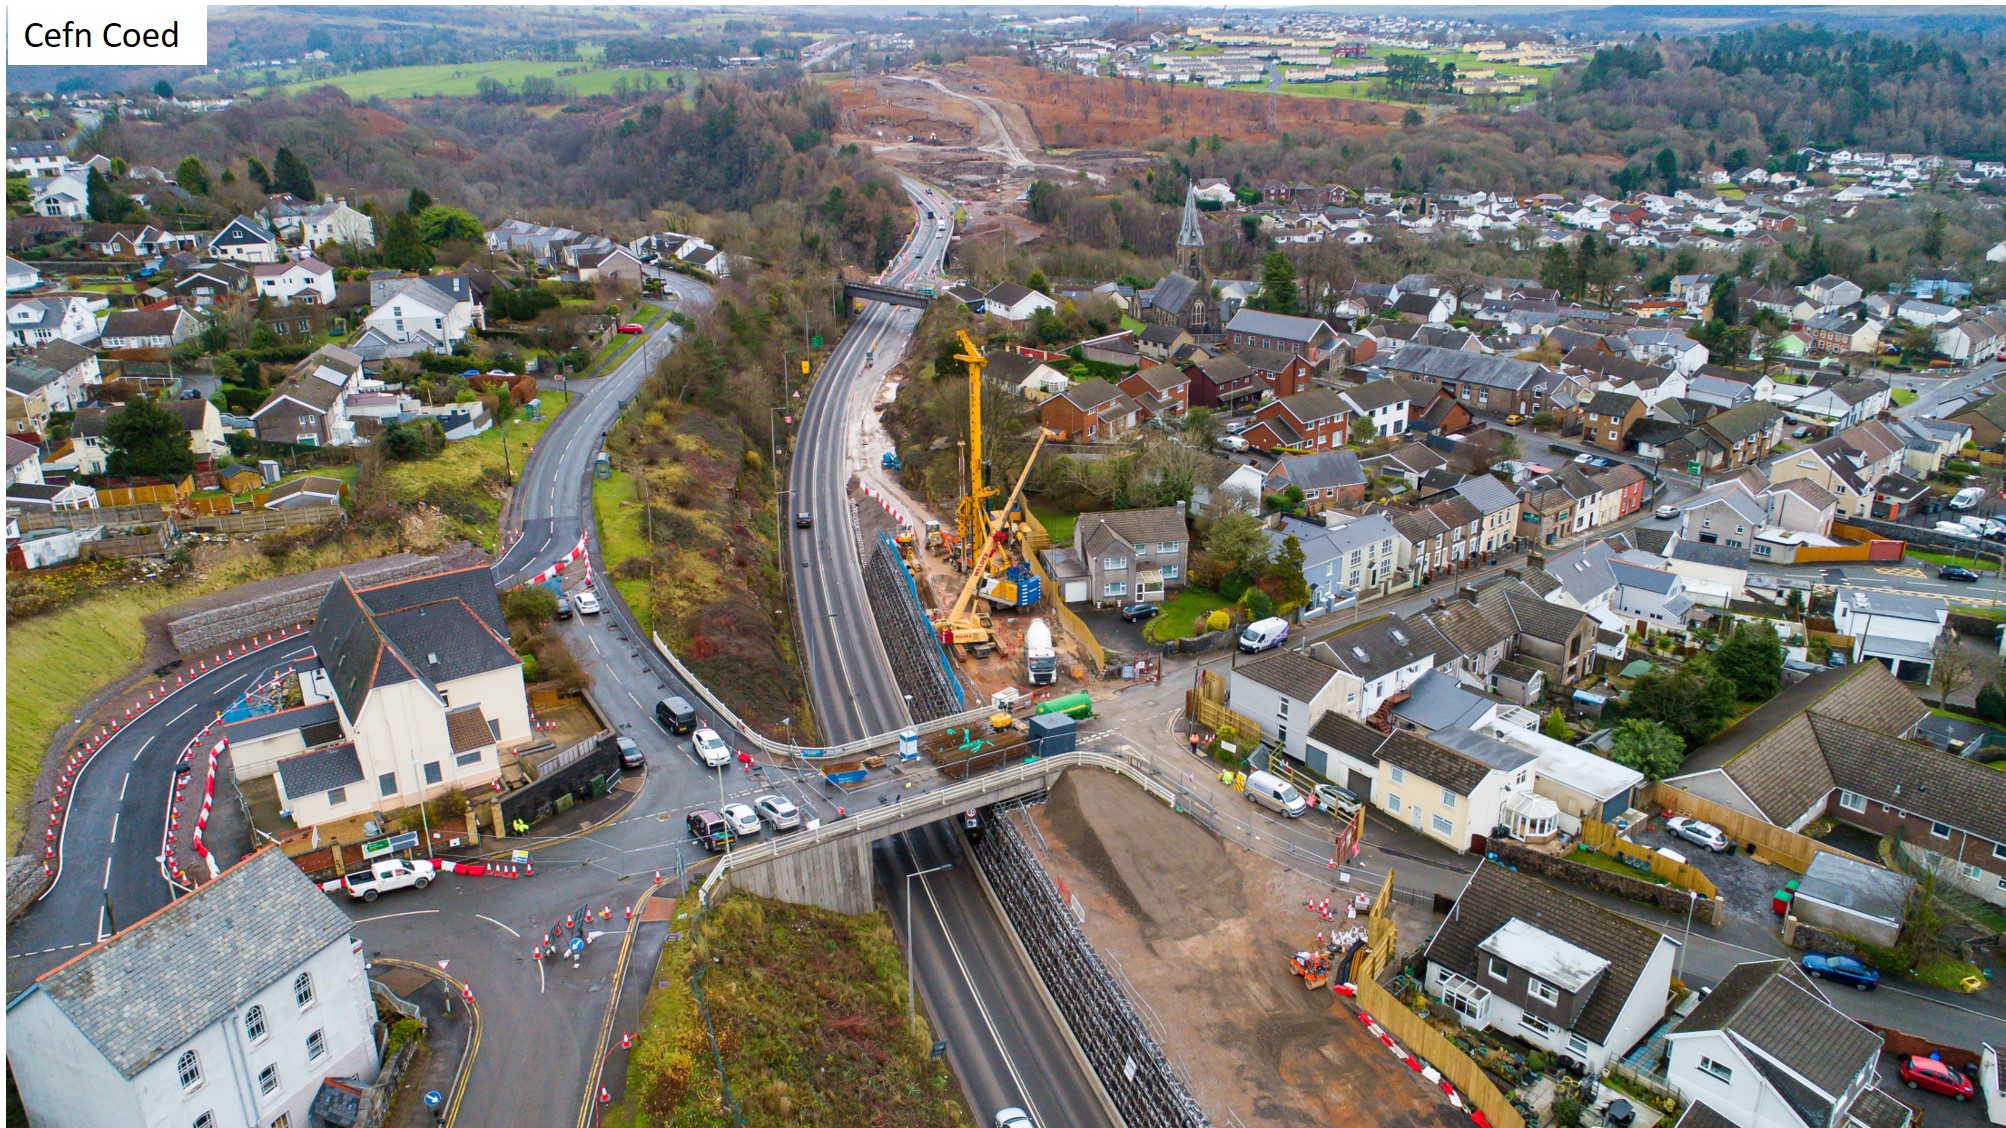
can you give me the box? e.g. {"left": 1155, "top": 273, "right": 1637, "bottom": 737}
{"left": 1177, "top": 181, "right": 1205, "bottom": 280}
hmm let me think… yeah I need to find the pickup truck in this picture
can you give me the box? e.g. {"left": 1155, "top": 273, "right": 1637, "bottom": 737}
{"left": 342, "top": 858, "right": 437, "bottom": 902}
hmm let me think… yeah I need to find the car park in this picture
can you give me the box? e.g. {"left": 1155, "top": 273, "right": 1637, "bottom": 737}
{"left": 1801, "top": 952, "right": 1880, "bottom": 990}
{"left": 1940, "top": 565, "right": 1981, "bottom": 582}
{"left": 573, "top": 590, "right": 601, "bottom": 614}
{"left": 1654, "top": 504, "right": 1680, "bottom": 520}
{"left": 690, "top": 726, "right": 732, "bottom": 767}
{"left": 1665, "top": 816, "right": 1728, "bottom": 852}
{"left": 1119, "top": 602, "right": 1159, "bottom": 623}
{"left": 720, "top": 803, "right": 761, "bottom": 838}
{"left": 616, "top": 736, "right": 645, "bottom": 770}
{"left": 753, "top": 793, "right": 802, "bottom": 831}
{"left": 687, "top": 809, "right": 735, "bottom": 853}
{"left": 1899, "top": 1055, "right": 1974, "bottom": 1100}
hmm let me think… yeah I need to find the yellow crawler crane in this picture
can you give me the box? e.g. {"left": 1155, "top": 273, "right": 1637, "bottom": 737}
{"left": 934, "top": 430, "right": 1049, "bottom": 654}
{"left": 952, "top": 330, "right": 1002, "bottom": 575}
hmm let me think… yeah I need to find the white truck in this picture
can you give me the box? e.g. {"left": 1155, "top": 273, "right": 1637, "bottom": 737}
{"left": 342, "top": 858, "right": 437, "bottom": 902}
{"left": 1024, "top": 619, "right": 1057, "bottom": 686}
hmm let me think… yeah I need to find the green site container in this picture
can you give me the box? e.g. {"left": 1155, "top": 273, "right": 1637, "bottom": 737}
{"left": 590, "top": 773, "right": 610, "bottom": 797}
{"left": 1033, "top": 691, "right": 1094, "bottom": 720}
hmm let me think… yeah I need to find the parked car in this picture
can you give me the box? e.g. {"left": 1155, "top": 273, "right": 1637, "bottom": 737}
{"left": 616, "top": 736, "right": 644, "bottom": 770}
{"left": 1504, "top": 413, "right": 1526, "bottom": 425}
{"left": 795, "top": 511, "right": 813, "bottom": 528}
{"left": 1952, "top": 486, "right": 1987, "bottom": 510}
{"left": 690, "top": 726, "right": 732, "bottom": 768}
{"left": 1791, "top": 425, "right": 1813, "bottom": 439}
{"left": 1899, "top": 1055, "right": 1974, "bottom": 1101}
{"left": 1940, "top": 565, "right": 1981, "bottom": 582}
{"left": 720, "top": 802, "right": 761, "bottom": 838}
{"left": 341, "top": 858, "right": 436, "bottom": 903}
{"left": 1218, "top": 435, "right": 1251, "bottom": 452}
{"left": 1801, "top": 952, "right": 1880, "bottom": 991}
{"left": 1654, "top": 504, "right": 1680, "bottom": 520}
{"left": 573, "top": 590, "right": 601, "bottom": 615}
{"left": 1119, "top": 602, "right": 1159, "bottom": 623}
{"left": 687, "top": 809, "right": 735, "bottom": 854}
{"left": 616, "top": 323, "right": 645, "bottom": 334}
{"left": 753, "top": 793, "right": 802, "bottom": 831}
{"left": 1312, "top": 782, "right": 1360, "bottom": 813}
{"left": 555, "top": 594, "right": 573, "bottom": 620}
{"left": 1935, "top": 521, "right": 1981, "bottom": 540}
{"left": 1665, "top": 816, "right": 1728, "bottom": 852}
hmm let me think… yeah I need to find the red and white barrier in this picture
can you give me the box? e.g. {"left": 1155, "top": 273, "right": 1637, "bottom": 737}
{"left": 859, "top": 485, "right": 912, "bottom": 530}
{"left": 522, "top": 532, "right": 590, "bottom": 587}
{"left": 189, "top": 739, "right": 226, "bottom": 879}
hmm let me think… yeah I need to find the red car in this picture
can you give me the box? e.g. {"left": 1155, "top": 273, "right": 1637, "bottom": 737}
{"left": 1899, "top": 1055, "right": 1974, "bottom": 1101}
{"left": 616, "top": 323, "right": 645, "bottom": 334}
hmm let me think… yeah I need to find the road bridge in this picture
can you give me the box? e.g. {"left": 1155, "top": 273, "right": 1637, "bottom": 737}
{"left": 841, "top": 279, "right": 937, "bottom": 310}
{"left": 698, "top": 750, "right": 1170, "bottom": 915}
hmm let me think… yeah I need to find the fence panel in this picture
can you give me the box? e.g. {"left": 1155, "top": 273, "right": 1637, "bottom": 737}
{"left": 13, "top": 502, "right": 165, "bottom": 530}
{"left": 1579, "top": 819, "right": 1719, "bottom": 898}
{"left": 1022, "top": 548, "right": 1106, "bottom": 671}
{"left": 191, "top": 507, "right": 345, "bottom": 534}
{"left": 1184, "top": 693, "right": 1264, "bottom": 748}
{"left": 1645, "top": 782, "right": 1871, "bottom": 873}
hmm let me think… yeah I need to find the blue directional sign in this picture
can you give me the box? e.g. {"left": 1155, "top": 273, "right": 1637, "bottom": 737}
{"left": 424, "top": 1091, "right": 443, "bottom": 1108}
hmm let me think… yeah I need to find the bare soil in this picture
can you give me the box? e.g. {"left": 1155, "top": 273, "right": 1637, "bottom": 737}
{"left": 1028, "top": 770, "right": 1468, "bottom": 1128}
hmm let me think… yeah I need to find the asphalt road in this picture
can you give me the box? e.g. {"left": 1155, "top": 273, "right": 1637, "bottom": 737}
{"left": 6, "top": 641, "right": 315, "bottom": 988}
{"left": 790, "top": 180, "right": 956, "bottom": 744}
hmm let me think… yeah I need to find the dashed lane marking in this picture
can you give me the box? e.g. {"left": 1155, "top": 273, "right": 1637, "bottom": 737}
{"left": 8, "top": 941, "right": 93, "bottom": 960}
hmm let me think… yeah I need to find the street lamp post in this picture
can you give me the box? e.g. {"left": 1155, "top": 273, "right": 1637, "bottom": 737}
{"left": 905, "top": 862, "right": 953, "bottom": 1027}
{"left": 1679, "top": 888, "right": 1697, "bottom": 978}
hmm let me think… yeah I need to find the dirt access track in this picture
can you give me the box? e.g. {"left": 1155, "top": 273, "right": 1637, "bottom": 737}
{"left": 1025, "top": 770, "right": 1469, "bottom": 1128}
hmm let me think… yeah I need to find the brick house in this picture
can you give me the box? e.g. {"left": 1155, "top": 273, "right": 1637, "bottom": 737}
{"left": 1038, "top": 378, "right": 1142, "bottom": 442}
{"left": 1183, "top": 353, "right": 1262, "bottom": 412}
{"left": 1665, "top": 661, "right": 2006, "bottom": 908}
{"left": 1116, "top": 366, "right": 1190, "bottom": 420}
{"left": 1241, "top": 388, "right": 1350, "bottom": 453}
{"left": 1264, "top": 450, "right": 1367, "bottom": 512}
{"left": 1222, "top": 309, "right": 1341, "bottom": 363}
{"left": 1238, "top": 345, "right": 1318, "bottom": 399}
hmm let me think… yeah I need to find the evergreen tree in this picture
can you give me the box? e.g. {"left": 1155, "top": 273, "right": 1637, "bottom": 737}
{"left": 153, "top": 79, "right": 174, "bottom": 100}
{"left": 381, "top": 212, "right": 434, "bottom": 272}
{"left": 246, "top": 157, "right": 271, "bottom": 192}
{"left": 85, "top": 168, "right": 119, "bottom": 222}
{"left": 406, "top": 187, "right": 433, "bottom": 215}
{"left": 1610, "top": 719, "right": 1686, "bottom": 780}
{"left": 1713, "top": 620, "right": 1784, "bottom": 701}
{"left": 1025, "top": 270, "right": 1050, "bottom": 295}
{"left": 1271, "top": 535, "right": 1311, "bottom": 610}
{"left": 1205, "top": 510, "right": 1272, "bottom": 577}
{"left": 1796, "top": 235, "right": 1830, "bottom": 284}
{"left": 1539, "top": 244, "right": 1575, "bottom": 297}
{"left": 272, "top": 147, "right": 315, "bottom": 199}
{"left": 1542, "top": 708, "right": 1572, "bottom": 740}
{"left": 173, "top": 156, "right": 210, "bottom": 195}
{"left": 103, "top": 398, "right": 197, "bottom": 479}
{"left": 1655, "top": 146, "right": 1680, "bottom": 194}
{"left": 1922, "top": 208, "right": 1948, "bottom": 260}
{"left": 1248, "top": 250, "right": 1300, "bottom": 316}
{"left": 1709, "top": 274, "right": 1740, "bottom": 324}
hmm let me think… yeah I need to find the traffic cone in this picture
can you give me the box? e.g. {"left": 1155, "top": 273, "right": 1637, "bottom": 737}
{"left": 653, "top": 869, "right": 661, "bottom": 884}
{"left": 619, "top": 1032, "right": 633, "bottom": 1049}
{"left": 582, "top": 908, "right": 594, "bottom": 924}
{"left": 602, "top": 904, "right": 611, "bottom": 919}
{"left": 525, "top": 863, "right": 534, "bottom": 877}
{"left": 598, "top": 1088, "right": 610, "bottom": 1105}
{"left": 624, "top": 904, "right": 633, "bottom": 922}
{"left": 565, "top": 913, "right": 574, "bottom": 929}
{"left": 532, "top": 947, "right": 542, "bottom": 962}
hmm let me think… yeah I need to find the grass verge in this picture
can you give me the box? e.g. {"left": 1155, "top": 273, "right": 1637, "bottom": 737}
{"left": 382, "top": 392, "right": 570, "bottom": 549}
{"left": 1907, "top": 549, "right": 1998, "bottom": 572}
{"left": 1568, "top": 846, "right": 1669, "bottom": 886}
{"left": 591, "top": 468, "right": 653, "bottom": 636}
{"left": 606, "top": 892, "right": 969, "bottom": 1127}
{"left": 1892, "top": 388, "right": 1918, "bottom": 407}
{"left": 1143, "top": 587, "right": 1233, "bottom": 643}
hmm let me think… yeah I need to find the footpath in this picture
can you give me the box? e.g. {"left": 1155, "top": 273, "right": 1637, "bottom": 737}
{"left": 375, "top": 963, "right": 474, "bottom": 1128}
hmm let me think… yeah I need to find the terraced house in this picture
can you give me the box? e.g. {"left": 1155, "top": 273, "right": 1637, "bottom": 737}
{"left": 1382, "top": 344, "right": 1556, "bottom": 418}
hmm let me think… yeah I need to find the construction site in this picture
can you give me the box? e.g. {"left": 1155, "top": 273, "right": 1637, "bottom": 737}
{"left": 847, "top": 329, "right": 1113, "bottom": 732}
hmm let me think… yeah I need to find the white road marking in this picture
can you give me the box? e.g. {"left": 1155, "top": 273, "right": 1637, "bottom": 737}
{"left": 118, "top": 773, "right": 130, "bottom": 801}
{"left": 130, "top": 735, "right": 154, "bottom": 762}
{"left": 101, "top": 857, "right": 112, "bottom": 890}
{"left": 351, "top": 909, "right": 441, "bottom": 923}
{"left": 475, "top": 913, "right": 521, "bottom": 938}
{"left": 108, "top": 812, "right": 119, "bottom": 844}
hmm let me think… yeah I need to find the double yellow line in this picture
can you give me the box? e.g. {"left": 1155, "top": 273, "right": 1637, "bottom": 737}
{"left": 374, "top": 957, "right": 481, "bottom": 1125}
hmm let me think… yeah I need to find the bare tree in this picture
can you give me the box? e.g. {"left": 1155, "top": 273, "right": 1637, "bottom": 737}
{"left": 1434, "top": 267, "right": 1488, "bottom": 314}
{"left": 1930, "top": 632, "right": 1971, "bottom": 708}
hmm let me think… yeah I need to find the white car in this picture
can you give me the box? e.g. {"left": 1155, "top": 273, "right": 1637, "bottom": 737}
{"left": 720, "top": 802, "right": 761, "bottom": 838}
{"left": 573, "top": 590, "right": 602, "bottom": 615}
{"left": 1655, "top": 504, "right": 1680, "bottom": 519}
{"left": 753, "top": 793, "right": 802, "bottom": 831}
{"left": 994, "top": 1110, "right": 1035, "bottom": 1128}
{"left": 690, "top": 726, "right": 732, "bottom": 768}
{"left": 1218, "top": 435, "right": 1251, "bottom": 452}
{"left": 1666, "top": 816, "right": 1729, "bottom": 853}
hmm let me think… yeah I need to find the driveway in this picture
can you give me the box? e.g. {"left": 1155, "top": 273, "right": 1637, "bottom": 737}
{"left": 1624, "top": 819, "right": 1796, "bottom": 936}
{"left": 1074, "top": 604, "right": 1152, "bottom": 657}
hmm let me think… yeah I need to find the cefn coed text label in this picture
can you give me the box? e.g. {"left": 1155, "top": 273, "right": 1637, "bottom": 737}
{"left": 8, "top": 5, "right": 207, "bottom": 64}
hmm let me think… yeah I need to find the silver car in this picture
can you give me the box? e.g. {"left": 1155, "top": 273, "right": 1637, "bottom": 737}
{"left": 1666, "top": 816, "right": 1729, "bottom": 852}
{"left": 753, "top": 793, "right": 802, "bottom": 831}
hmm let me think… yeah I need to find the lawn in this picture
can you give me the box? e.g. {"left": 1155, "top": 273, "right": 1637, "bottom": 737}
{"left": 604, "top": 892, "right": 967, "bottom": 1128}
{"left": 1907, "top": 549, "right": 1999, "bottom": 572}
{"left": 1567, "top": 846, "right": 1670, "bottom": 886}
{"left": 265, "top": 61, "right": 693, "bottom": 100}
{"left": 1119, "top": 315, "right": 1147, "bottom": 334}
{"left": 1913, "top": 952, "right": 1987, "bottom": 993}
{"left": 590, "top": 469, "right": 653, "bottom": 635}
{"left": 1892, "top": 388, "right": 1918, "bottom": 407}
{"left": 1143, "top": 588, "right": 1233, "bottom": 643}
{"left": 582, "top": 303, "right": 667, "bottom": 378}
{"left": 382, "top": 392, "right": 570, "bottom": 550}
{"left": 1956, "top": 605, "right": 2006, "bottom": 621}
{"left": 1031, "top": 506, "right": 1077, "bottom": 545}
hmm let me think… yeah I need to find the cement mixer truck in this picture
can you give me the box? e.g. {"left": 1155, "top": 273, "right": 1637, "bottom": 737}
{"left": 1024, "top": 619, "right": 1058, "bottom": 686}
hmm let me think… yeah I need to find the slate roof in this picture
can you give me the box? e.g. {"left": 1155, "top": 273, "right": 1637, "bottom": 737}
{"left": 20, "top": 848, "right": 353, "bottom": 1078}
{"left": 1340, "top": 379, "right": 1413, "bottom": 412}
{"left": 1425, "top": 861, "right": 1665, "bottom": 1045}
{"left": 1314, "top": 616, "right": 1438, "bottom": 682}
{"left": 314, "top": 567, "right": 515, "bottom": 723}
{"left": 1384, "top": 344, "right": 1548, "bottom": 391}
{"left": 1673, "top": 1104, "right": 1743, "bottom": 1128}
{"left": 1668, "top": 540, "right": 1750, "bottom": 569}
{"left": 1268, "top": 450, "right": 1365, "bottom": 493}
{"left": 1306, "top": 711, "right": 1394, "bottom": 765}
{"left": 1672, "top": 960, "right": 1881, "bottom": 1128}
{"left": 1074, "top": 507, "right": 1187, "bottom": 553}
{"left": 5, "top": 358, "right": 64, "bottom": 394}
{"left": 277, "top": 742, "right": 364, "bottom": 797}
{"left": 26, "top": 338, "right": 94, "bottom": 373}
{"left": 1450, "top": 473, "right": 1519, "bottom": 515}
{"left": 1584, "top": 391, "right": 1644, "bottom": 421}
{"left": 1236, "top": 647, "right": 1340, "bottom": 701}
{"left": 1415, "top": 597, "right": 1514, "bottom": 658}
{"left": 1565, "top": 348, "right": 1671, "bottom": 385}
{"left": 219, "top": 700, "right": 341, "bottom": 744}
{"left": 1225, "top": 308, "right": 1334, "bottom": 343}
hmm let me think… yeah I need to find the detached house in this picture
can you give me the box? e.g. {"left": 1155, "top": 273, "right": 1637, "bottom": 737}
{"left": 100, "top": 306, "right": 200, "bottom": 350}
{"left": 207, "top": 216, "right": 284, "bottom": 264}
{"left": 71, "top": 399, "right": 228, "bottom": 473}
{"left": 976, "top": 283, "right": 1058, "bottom": 327}
{"left": 1242, "top": 387, "right": 1350, "bottom": 452}
{"left": 299, "top": 199, "right": 375, "bottom": 249}
{"left": 1265, "top": 450, "right": 1367, "bottom": 512}
{"left": 1787, "top": 379, "right": 1890, "bottom": 430}
{"left": 252, "top": 258, "right": 337, "bottom": 305}
{"left": 357, "top": 276, "right": 482, "bottom": 357}
{"left": 250, "top": 346, "right": 365, "bottom": 447}
{"left": 1071, "top": 506, "right": 1188, "bottom": 606}
{"left": 7, "top": 295, "right": 99, "bottom": 349}
{"left": 1425, "top": 861, "right": 1676, "bottom": 1072}
{"left": 1184, "top": 353, "right": 1262, "bottom": 412}
{"left": 1039, "top": 378, "right": 1142, "bottom": 442}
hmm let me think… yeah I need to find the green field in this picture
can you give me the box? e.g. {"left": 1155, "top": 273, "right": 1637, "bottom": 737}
{"left": 267, "top": 61, "right": 692, "bottom": 100}
{"left": 591, "top": 469, "right": 653, "bottom": 635}
{"left": 382, "top": 391, "right": 570, "bottom": 549}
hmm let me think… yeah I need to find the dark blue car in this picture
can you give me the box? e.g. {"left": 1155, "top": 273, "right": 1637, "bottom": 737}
{"left": 1802, "top": 953, "right": 1880, "bottom": 991}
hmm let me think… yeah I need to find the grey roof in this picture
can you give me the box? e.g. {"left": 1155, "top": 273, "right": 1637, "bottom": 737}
{"left": 1669, "top": 540, "right": 1751, "bottom": 569}
{"left": 1269, "top": 449, "right": 1365, "bottom": 493}
{"left": 1429, "top": 723, "right": 1538, "bottom": 774}
{"left": 1236, "top": 647, "right": 1340, "bottom": 702}
{"left": 1450, "top": 473, "right": 1519, "bottom": 515}
{"left": 1075, "top": 506, "right": 1186, "bottom": 553}
{"left": 6, "top": 361, "right": 63, "bottom": 396}
{"left": 1839, "top": 588, "right": 1946, "bottom": 624}
{"left": 277, "top": 741, "right": 364, "bottom": 796}
{"left": 1145, "top": 271, "right": 1202, "bottom": 316}
{"left": 1673, "top": 960, "right": 1881, "bottom": 1125}
{"left": 1673, "top": 1105, "right": 1743, "bottom": 1128}
{"left": 1544, "top": 541, "right": 1622, "bottom": 605}
{"left": 1384, "top": 344, "right": 1549, "bottom": 391}
{"left": 1277, "top": 513, "right": 1398, "bottom": 567}
{"left": 314, "top": 567, "right": 515, "bottom": 723}
{"left": 25, "top": 338, "right": 95, "bottom": 374}
{"left": 1314, "top": 617, "right": 1438, "bottom": 683}
{"left": 219, "top": 700, "right": 341, "bottom": 744}
{"left": 1794, "top": 851, "right": 1915, "bottom": 924}
{"left": 1390, "top": 670, "right": 1499, "bottom": 732}
{"left": 19, "top": 848, "right": 353, "bottom": 1078}
{"left": 1426, "top": 861, "right": 1665, "bottom": 1045}
{"left": 1306, "top": 711, "right": 1393, "bottom": 765}
{"left": 1225, "top": 308, "right": 1335, "bottom": 344}
{"left": 1610, "top": 559, "right": 1679, "bottom": 594}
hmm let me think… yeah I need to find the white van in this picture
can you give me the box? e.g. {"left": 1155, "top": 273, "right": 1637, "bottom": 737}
{"left": 1239, "top": 617, "right": 1289, "bottom": 653}
{"left": 1951, "top": 486, "right": 1986, "bottom": 510}
{"left": 1244, "top": 770, "right": 1307, "bottom": 817}
{"left": 1936, "top": 520, "right": 1981, "bottom": 539}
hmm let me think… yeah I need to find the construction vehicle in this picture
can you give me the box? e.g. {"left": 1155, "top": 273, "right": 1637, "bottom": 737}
{"left": 1023, "top": 620, "right": 1057, "bottom": 686}
{"left": 1288, "top": 949, "right": 1334, "bottom": 990}
{"left": 951, "top": 329, "right": 1002, "bottom": 575}
{"left": 882, "top": 450, "right": 903, "bottom": 472}
{"left": 977, "top": 562, "right": 1042, "bottom": 611}
{"left": 933, "top": 429, "right": 1047, "bottom": 655}
{"left": 1032, "top": 691, "right": 1094, "bottom": 720}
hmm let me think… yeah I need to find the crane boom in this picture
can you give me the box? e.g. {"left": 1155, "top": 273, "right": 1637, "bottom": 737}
{"left": 953, "top": 329, "right": 997, "bottom": 566}
{"left": 940, "top": 430, "right": 1048, "bottom": 636}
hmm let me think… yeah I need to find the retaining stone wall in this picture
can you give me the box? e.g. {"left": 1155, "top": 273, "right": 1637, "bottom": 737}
{"left": 166, "top": 553, "right": 463, "bottom": 655}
